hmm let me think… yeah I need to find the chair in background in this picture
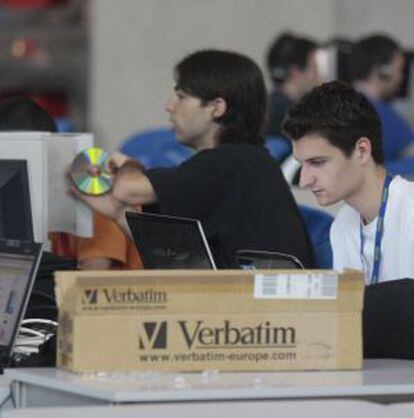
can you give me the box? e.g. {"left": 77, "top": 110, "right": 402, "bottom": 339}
{"left": 299, "top": 205, "right": 334, "bottom": 269}
{"left": 265, "top": 135, "right": 292, "bottom": 162}
{"left": 121, "top": 130, "right": 291, "bottom": 168}
{"left": 386, "top": 156, "right": 414, "bottom": 179}
{"left": 119, "top": 127, "right": 194, "bottom": 168}
{"left": 55, "top": 117, "right": 74, "bottom": 133}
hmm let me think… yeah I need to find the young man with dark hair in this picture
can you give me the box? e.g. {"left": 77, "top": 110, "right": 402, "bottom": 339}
{"left": 73, "top": 49, "right": 313, "bottom": 268}
{"left": 351, "top": 33, "right": 414, "bottom": 161}
{"left": 265, "top": 32, "right": 320, "bottom": 138}
{"left": 283, "top": 80, "right": 414, "bottom": 283}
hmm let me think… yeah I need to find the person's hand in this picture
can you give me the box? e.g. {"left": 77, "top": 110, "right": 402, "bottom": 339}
{"left": 111, "top": 160, "right": 153, "bottom": 204}
{"left": 69, "top": 184, "right": 126, "bottom": 222}
{"left": 107, "top": 152, "right": 146, "bottom": 175}
{"left": 107, "top": 151, "right": 130, "bottom": 174}
{"left": 69, "top": 183, "right": 139, "bottom": 238}
{"left": 66, "top": 150, "right": 138, "bottom": 218}
{"left": 68, "top": 152, "right": 155, "bottom": 215}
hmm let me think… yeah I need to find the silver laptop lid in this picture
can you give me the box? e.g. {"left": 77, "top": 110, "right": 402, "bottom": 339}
{"left": 126, "top": 211, "right": 216, "bottom": 270}
{"left": 0, "top": 240, "right": 43, "bottom": 369}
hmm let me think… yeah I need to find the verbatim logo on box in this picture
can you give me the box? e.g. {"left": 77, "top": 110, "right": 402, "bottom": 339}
{"left": 103, "top": 288, "right": 167, "bottom": 304}
{"left": 139, "top": 321, "right": 168, "bottom": 349}
{"left": 81, "top": 288, "right": 167, "bottom": 305}
{"left": 82, "top": 289, "right": 98, "bottom": 304}
{"left": 178, "top": 320, "right": 296, "bottom": 349}
{"left": 137, "top": 320, "right": 296, "bottom": 351}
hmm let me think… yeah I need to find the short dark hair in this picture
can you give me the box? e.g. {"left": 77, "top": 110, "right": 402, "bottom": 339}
{"left": 175, "top": 49, "right": 266, "bottom": 146}
{"left": 0, "top": 97, "right": 57, "bottom": 132}
{"left": 351, "top": 34, "right": 401, "bottom": 81}
{"left": 266, "top": 32, "right": 317, "bottom": 85}
{"left": 283, "top": 80, "right": 384, "bottom": 164}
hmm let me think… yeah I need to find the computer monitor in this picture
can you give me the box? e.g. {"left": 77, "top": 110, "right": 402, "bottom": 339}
{"left": 126, "top": 211, "right": 217, "bottom": 270}
{"left": 0, "top": 132, "right": 94, "bottom": 245}
{"left": 0, "top": 160, "right": 33, "bottom": 243}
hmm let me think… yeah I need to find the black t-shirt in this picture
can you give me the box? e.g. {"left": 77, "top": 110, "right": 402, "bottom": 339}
{"left": 145, "top": 143, "right": 312, "bottom": 268}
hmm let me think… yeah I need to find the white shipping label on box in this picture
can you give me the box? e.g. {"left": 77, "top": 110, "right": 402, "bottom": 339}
{"left": 254, "top": 273, "right": 338, "bottom": 300}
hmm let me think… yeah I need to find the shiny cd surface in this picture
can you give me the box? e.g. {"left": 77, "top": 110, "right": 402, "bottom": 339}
{"left": 70, "top": 147, "right": 112, "bottom": 195}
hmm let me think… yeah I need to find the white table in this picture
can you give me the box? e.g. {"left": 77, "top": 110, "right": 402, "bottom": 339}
{"left": 4, "top": 399, "right": 414, "bottom": 418}
{"left": 0, "top": 387, "right": 9, "bottom": 406}
{"left": 0, "top": 375, "right": 11, "bottom": 417}
{"left": 5, "top": 359, "right": 414, "bottom": 408}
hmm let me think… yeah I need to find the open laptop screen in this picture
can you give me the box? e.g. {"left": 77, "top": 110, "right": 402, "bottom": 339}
{"left": 0, "top": 241, "right": 42, "bottom": 364}
{"left": 126, "top": 211, "right": 216, "bottom": 270}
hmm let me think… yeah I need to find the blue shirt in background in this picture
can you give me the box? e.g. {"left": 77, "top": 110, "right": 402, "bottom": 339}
{"left": 370, "top": 98, "right": 414, "bottom": 161}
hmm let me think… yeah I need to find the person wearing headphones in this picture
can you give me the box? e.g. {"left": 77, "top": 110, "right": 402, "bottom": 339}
{"left": 265, "top": 32, "right": 321, "bottom": 139}
{"left": 351, "top": 34, "right": 414, "bottom": 162}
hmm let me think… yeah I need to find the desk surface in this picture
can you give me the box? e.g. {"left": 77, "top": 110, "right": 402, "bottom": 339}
{"left": 0, "top": 375, "right": 10, "bottom": 406}
{"left": 5, "top": 359, "right": 414, "bottom": 403}
{"left": 3, "top": 399, "right": 414, "bottom": 418}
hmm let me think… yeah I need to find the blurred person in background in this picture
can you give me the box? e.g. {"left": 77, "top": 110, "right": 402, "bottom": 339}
{"left": 351, "top": 33, "right": 414, "bottom": 162}
{"left": 265, "top": 32, "right": 321, "bottom": 141}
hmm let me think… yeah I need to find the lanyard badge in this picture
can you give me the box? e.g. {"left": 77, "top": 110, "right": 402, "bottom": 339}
{"left": 360, "top": 174, "right": 393, "bottom": 285}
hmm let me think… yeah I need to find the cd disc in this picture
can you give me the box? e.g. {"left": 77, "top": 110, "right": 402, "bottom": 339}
{"left": 70, "top": 147, "right": 112, "bottom": 195}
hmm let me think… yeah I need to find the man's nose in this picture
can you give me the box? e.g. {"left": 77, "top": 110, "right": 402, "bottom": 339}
{"left": 165, "top": 97, "right": 175, "bottom": 113}
{"left": 299, "top": 166, "right": 314, "bottom": 189}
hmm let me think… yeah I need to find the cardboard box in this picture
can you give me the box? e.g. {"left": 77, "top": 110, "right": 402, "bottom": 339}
{"left": 55, "top": 269, "right": 365, "bottom": 373}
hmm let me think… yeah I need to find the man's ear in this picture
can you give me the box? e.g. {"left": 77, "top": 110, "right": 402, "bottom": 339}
{"left": 355, "top": 137, "right": 372, "bottom": 164}
{"left": 211, "top": 97, "right": 227, "bottom": 119}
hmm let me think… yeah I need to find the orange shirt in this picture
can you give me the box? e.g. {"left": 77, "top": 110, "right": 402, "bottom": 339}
{"left": 50, "top": 212, "right": 143, "bottom": 270}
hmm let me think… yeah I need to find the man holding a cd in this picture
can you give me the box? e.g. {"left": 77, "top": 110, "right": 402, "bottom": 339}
{"left": 71, "top": 49, "right": 312, "bottom": 269}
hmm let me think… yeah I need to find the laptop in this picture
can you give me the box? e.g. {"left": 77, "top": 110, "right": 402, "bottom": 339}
{"left": 126, "top": 212, "right": 304, "bottom": 271}
{"left": 126, "top": 211, "right": 217, "bottom": 270}
{"left": 0, "top": 239, "right": 43, "bottom": 371}
{"left": 236, "top": 249, "right": 304, "bottom": 270}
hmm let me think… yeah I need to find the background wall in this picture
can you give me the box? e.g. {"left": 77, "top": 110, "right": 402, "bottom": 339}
{"left": 90, "top": 0, "right": 414, "bottom": 150}
{"left": 335, "top": 0, "right": 414, "bottom": 46}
